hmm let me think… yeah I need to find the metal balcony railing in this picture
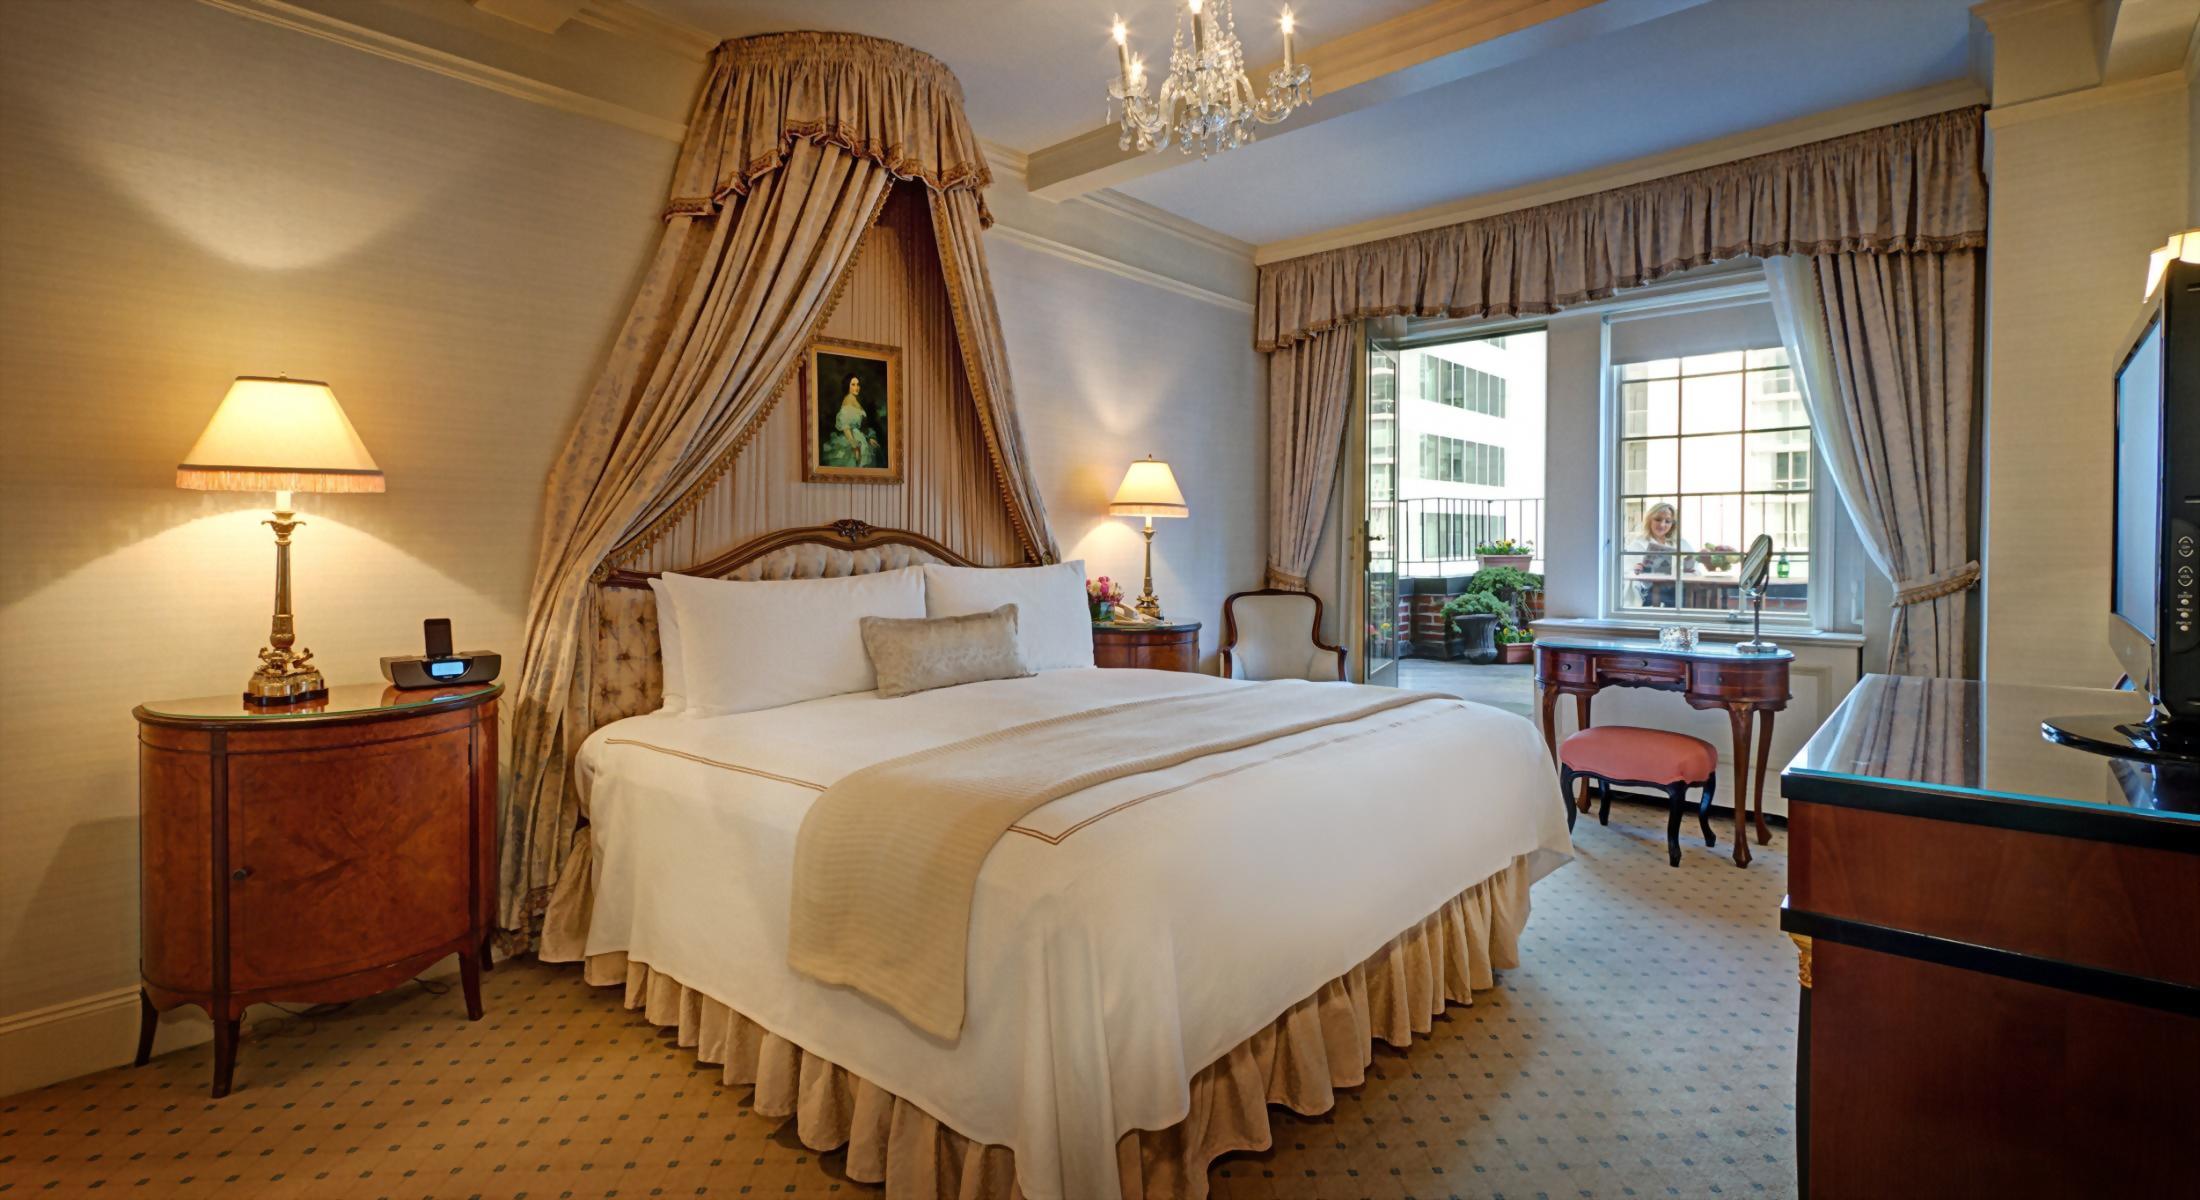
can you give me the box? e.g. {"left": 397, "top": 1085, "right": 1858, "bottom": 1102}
{"left": 1384, "top": 497, "right": 1544, "bottom": 576}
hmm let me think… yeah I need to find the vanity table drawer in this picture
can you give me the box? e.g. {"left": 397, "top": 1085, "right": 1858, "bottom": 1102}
{"left": 1538, "top": 649, "right": 1593, "bottom": 683}
{"left": 1595, "top": 654, "right": 1686, "bottom": 687}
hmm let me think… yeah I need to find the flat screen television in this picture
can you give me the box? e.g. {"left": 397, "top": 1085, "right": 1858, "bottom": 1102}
{"left": 2107, "top": 258, "right": 2198, "bottom": 725}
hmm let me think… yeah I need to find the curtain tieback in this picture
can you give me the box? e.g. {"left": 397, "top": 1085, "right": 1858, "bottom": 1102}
{"left": 1892, "top": 561, "right": 1980, "bottom": 607}
{"left": 1264, "top": 564, "right": 1311, "bottom": 592}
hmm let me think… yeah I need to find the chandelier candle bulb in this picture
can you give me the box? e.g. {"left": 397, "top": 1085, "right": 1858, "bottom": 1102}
{"left": 1107, "top": 0, "right": 1313, "bottom": 158}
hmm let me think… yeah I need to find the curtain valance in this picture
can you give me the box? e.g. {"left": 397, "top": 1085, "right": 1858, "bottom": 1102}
{"left": 1254, "top": 105, "right": 1986, "bottom": 352}
{"left": 666, "top": 31, "right": 994, "bottom": 221}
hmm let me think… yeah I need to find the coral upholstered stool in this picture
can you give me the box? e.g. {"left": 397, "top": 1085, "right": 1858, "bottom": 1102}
{"left": 1558, "top": 726, "right": 1719, "bottom": 866}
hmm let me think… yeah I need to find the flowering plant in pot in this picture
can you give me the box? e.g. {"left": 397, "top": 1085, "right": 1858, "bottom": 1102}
{"left": 1086, "top": 575, "right": 1123, "bottom": 620}
{"left": 1495, "top": 623, "right": 1536, "bottom": 664}
{"left": 1474, "top": 537, "right": 1535, "bottom": 571}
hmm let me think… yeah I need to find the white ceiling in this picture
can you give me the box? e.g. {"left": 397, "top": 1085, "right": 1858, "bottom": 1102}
{"left": 649, "top": 0, "right": 1432, "bottom": 150}
{"left": 650, "top": 0, "right": 1979, "bottom": 247}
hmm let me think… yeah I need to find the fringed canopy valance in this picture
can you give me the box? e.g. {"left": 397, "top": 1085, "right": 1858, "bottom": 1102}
{"left": 665, "top": 31, "right": 995, "bottom": 222}
{"left": 499, "top": 32, "right": 1054, "bottom": 946}
{"left": 1254, "top": 105, "right": 1988, "bottom": 352}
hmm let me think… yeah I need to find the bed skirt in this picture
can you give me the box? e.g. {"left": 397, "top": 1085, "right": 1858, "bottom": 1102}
{"left": 576, "top": 855, "right": 1531, "bottom": 1200}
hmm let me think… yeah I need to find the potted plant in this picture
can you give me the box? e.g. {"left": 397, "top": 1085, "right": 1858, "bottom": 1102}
{"left": 1469, "top": 564, "right": 1545, "bottom": 625}
{"left": 1439, "top": 590, "right": 1512, "bottom": 664}
{"left": 1495, "top": 622, "right": 1536, "bottom": 664}
{"left": 1086, "top": 575, "right": 1123, "bottom": 621}
{"left": 1475, "top": 537, "right": 1535, "bottom": 571}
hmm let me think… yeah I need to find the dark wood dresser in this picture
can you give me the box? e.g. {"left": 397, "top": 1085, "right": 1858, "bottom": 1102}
{"left": 1780, "top": 675, "right": 2199, "bottom": 1197}
{"left": 133, "top": 681, "right": 501, "bottom": 1096}
{"left": 1092, "top": 619, "right": 1202, "bottom": 672}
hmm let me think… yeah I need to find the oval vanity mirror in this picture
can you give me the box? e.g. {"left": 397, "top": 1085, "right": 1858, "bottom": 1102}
{"left": 1738, "top": 534, "right": 1774, "bottom": 594}
{"left": 1736, "top": 534, "right": 1778, "bottom": 654}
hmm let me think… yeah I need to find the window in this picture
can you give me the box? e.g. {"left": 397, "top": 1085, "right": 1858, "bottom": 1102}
{"left": 1419, "top": 357, "right": 1507, "bottom": 416}
{"left": 1417, "top": 434, "right": 1505, "bottom": 486}
{"left": 1420, "top": 512, "right": 1465, "bottom": 559}
{"left": 1613, "top": 346, "right": 1813, "bottom": 618}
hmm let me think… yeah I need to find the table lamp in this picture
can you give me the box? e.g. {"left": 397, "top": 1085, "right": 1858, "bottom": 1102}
{"left": 1108, "top": 455, "right": 1187, "bottom": 620}
{"left": 176, "top": 376, "right": 384, "bottom": 704}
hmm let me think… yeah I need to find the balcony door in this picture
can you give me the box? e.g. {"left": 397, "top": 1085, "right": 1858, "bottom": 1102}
{"left": 1363, "top": 340, "right": 1401, "bottom": 687}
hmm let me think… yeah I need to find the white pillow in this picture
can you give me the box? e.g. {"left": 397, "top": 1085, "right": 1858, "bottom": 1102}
{"left": 922, "top": 561, "right": 1094, "bottom": 671}
{"left": 646, "top": 578, "right": 687, "bottom": 714}
{"left": 658, "top": 567, "right": 926, "bottom": 716}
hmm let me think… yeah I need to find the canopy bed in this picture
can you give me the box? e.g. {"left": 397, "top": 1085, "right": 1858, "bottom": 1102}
{"left": 502, "top": 31, "right": 1572, "bottom": 1200}
{"left": 540, "top": 517, "right": 1571, "bottom": 1200}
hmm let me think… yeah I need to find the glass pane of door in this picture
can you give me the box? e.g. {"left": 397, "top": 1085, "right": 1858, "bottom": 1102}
{"left": 1364, "top": 343, "right": 1401, "bottom": 686}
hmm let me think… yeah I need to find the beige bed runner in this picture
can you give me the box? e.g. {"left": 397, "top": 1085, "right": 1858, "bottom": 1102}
{"left": 788, "top": 682, "right": 1449, "bottom": 1039}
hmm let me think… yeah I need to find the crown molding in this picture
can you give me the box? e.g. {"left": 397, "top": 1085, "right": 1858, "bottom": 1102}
{"left": 1252, "top": 78, "right": 1988, "bottom": 265}
{"left": 983, "top": 137, "right": 1253, "bottom": 266}
{"left": 572, "top": 0, "right": 718, "bottom": 61}
{"left": 980, "top": 138, "right": 1031, "bottom": 180}
{"left": 986, "top": 225, "right": 1255, "bottom": 314}
{"left": 1984, "top": 66, "right": 2187, "bottom": 127}
{"left": 194, "top": 0, "right": 690, "bottom": 141}
{"left": 1072, "top": 190, "right": 1255, "bottom": 259}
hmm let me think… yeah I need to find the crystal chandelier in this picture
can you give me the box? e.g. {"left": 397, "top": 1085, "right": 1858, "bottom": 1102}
{"left": 1108, "top": 1, "right": 1312, "bottom": 158}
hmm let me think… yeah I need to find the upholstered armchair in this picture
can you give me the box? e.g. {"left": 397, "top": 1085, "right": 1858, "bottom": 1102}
{"left": 1219, "top": 589, "right": 1348, "bottom": 681}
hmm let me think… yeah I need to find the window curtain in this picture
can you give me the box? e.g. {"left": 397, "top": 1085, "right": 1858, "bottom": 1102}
{"left": 499, "top": 33, "right": 1053, "bottom": 944}
{"left": 1265, "top": 324, "right": 1357, "bottom": 589}
{"left": 1252, "top": 105, "right": 1985, "bottom": 638}
{"left": 1765, "top": 254, "right": 1980, "bottom": 676}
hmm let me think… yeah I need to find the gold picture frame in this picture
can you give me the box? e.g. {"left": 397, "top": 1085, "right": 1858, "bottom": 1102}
{"left": 801, "top": 338, "right": 903, "bottom": 484}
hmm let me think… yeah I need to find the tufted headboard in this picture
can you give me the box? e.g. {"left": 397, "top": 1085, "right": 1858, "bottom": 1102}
{"left": 589, "top": 519, "right": 981, "bottom": 728}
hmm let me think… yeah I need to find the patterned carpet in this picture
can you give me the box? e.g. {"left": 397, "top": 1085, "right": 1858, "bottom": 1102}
{"left": 0, "top": 800, "right": 1797, "bottom": 1199}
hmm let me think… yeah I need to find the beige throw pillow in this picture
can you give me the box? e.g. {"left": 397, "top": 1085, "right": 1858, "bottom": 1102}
{"left": 860, "top": 604, "right": 1034, "bottom": 698}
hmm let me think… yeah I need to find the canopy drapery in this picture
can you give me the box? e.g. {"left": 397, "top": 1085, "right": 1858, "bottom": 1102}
{"left": 499, "top": 32, "right": 1057, "bottom": 942}
{"left": 1253, "top": 107, "right": 1989, "bottom": 651}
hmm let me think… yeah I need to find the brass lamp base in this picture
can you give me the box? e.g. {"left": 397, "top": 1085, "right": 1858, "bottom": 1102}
{"left": 1134, "top": 522, "right": 1164, "bottom": 620}
{"left": 241, "top": 503, "right": 327, "bottom": 706}
{"left": 244, "top": 655, "right": 327, "bottom": 706}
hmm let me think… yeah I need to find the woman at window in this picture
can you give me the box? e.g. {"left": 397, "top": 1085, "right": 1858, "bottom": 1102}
{"left": 1626, "top": 501, "right": 1696, "bottom": 607}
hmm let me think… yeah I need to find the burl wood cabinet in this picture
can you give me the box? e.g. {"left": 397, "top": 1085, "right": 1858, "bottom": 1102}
{"left": 133, "top": 682, "right": 501, "bottom": 1097}
{"left": 1092, "top": 620, "right": 1203, "bottom": 672}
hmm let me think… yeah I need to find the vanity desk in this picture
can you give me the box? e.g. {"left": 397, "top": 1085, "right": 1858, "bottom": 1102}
{"left": 1535, "top": 634, "right": 1793, "bottom": 866}
{"left": 1780, "top": 675, "right": 2198, "bottom": 1198}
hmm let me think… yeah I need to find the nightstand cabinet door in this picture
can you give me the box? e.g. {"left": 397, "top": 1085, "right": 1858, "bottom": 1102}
{"left": 226, "top": 713, "right": 474, "bottom": 991}
{"left": 134, "top": 683, "right": 500, "bottom": 1097}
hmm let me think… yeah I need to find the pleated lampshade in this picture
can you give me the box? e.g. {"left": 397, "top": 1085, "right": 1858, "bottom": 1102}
{"left": 176, "top": 376, "right": 385, "bottom": 494}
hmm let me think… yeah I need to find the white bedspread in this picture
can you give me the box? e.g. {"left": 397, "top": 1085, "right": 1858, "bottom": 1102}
{"left": 576, "top": 668, "right": 1572, "bottom": 1200}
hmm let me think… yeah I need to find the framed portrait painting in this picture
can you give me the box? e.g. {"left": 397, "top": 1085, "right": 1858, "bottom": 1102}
{"left": 802, "top": 338, "right": 902, "bottom": 484}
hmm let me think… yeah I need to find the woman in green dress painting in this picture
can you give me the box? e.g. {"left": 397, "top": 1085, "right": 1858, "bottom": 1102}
{"left": 821, "top": 375, "right": 879, "bottom": 469}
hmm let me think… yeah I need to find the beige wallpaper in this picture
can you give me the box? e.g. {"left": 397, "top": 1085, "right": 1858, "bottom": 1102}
{"left": 620, "top": 188, "right": 1025, "bottom": 573}
{"left": 0, "top": 0, "right": 680, "bottom": 1027}
{"left": 988, "top": 237, "right": 1268, "bottom": 666}
{"left": 1982, "top": 81, "right": 2189, "bottom": 685}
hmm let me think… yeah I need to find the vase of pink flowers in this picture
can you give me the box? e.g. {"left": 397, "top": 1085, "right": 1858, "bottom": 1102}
{"left": 1087, "top": 575, "right": 1123, "bottom": 621}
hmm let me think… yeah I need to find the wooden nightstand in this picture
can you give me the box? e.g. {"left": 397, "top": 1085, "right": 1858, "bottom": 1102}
{"left": 1092, "top": 619, "right": 1203, "bottom": 672}
{"left": 132, "top": 681, "right": 500, "bottom": 1097}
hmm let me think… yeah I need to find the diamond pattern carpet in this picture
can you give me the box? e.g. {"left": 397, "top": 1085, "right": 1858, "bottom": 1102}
{"left": 0, "top": 799, "right": 1797, "bottom": 1198}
